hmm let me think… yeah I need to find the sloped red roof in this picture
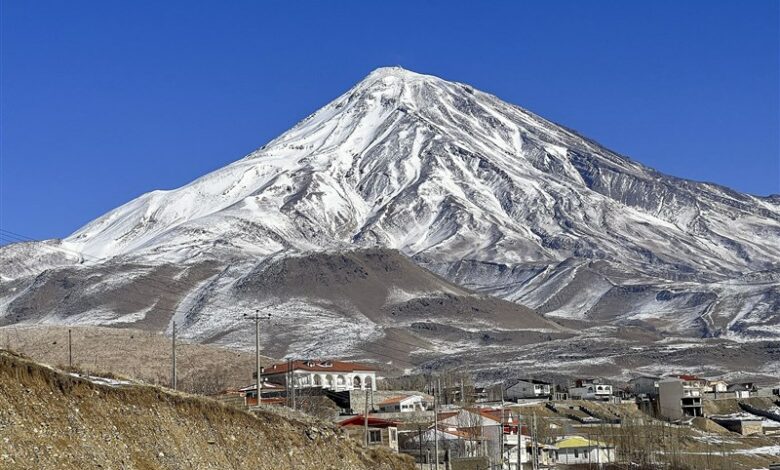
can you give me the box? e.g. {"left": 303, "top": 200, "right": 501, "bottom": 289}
{"left": 339, "top": 415, "right": 398, "bottom": 428}
{"left": 263, "top": 360, "right": 377, "bottom": 375}
{"left": 677, "top": 374, "right": 702, "bottom": 381}
{"left": 378, "top": 395, "right": 421, "bottom": 406}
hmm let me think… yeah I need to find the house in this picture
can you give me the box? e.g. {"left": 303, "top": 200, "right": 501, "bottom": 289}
{"left": 377, "top": 395, "right": 426, "bottom": 413}
{"left": 629, "top": 376, "right": 660, "bottom": 397}
{"left": 339, "top": 416, "right": 399, "bottom": 452}
{"left": 262, "top": 359, "right": 377, "bottom": 392}
{"left": 569, "top": 379, "right": 613, "bottom": 401}
{"left": 506, "top": 439, "right": 555, "bottom": 469}
{"left": 412, "top": 424, "right": 484, "bottom": 458}
{"left": 674, "top": 374, "right": 708, "bottom": 394}
{"left": 500, "top": 418, "right": 554, "bottom": 469}
{"left": 438, "top": 407, "right": 503, "bottom": 428}
{"left": 472, "top": 386, "right": 491, "bottom": 403}
{"left": 436, "top": 408, "right": 510, "bottom": 463}
{"left": 505, "top": 379, "right": 552, "bottom": 401}
{"left": 554, "top": 436, "right": 615, "bottom": 464}
{"left": 658, "top": 378, "right": 703, "bottom": 420}
{"left": 727, "top": 382, "right": 758, "bottom": 396}
{"left": 707, "top": 380, "right": 729, "bottom": 393}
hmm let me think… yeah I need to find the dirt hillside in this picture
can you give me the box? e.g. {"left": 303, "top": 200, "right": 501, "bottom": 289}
{"left": 0, "top": 325, "right": 269, "bottom": 394}
{"left": 0, "top": 350, "right": 414, "bottom": 470}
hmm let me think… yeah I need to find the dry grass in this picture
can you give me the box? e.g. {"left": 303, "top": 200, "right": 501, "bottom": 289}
{"left": 0, "top": 325, "right": 270, "bottom": 393}
{"left": 0, "top": 349, "right": 414, "bottom": 470}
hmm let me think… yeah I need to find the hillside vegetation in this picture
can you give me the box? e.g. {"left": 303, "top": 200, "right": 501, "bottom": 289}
{"left": 0, "top": 325, "right": 268, "bottom": 393}
{"left": 0, "top": 350, "right": 413, "bottom": 470}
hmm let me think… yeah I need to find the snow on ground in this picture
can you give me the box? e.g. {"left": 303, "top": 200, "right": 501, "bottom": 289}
{"left": 69, "top": 373, "right": 133, "bottom": 388}
{"left": 736, "top": 445, "right": 780, "bottom": 456}
{"left": 711, "top": 412, "right": 780, "bottom": 429}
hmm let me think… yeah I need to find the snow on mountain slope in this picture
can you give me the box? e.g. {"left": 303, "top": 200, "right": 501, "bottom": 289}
{"left": 1, "top": 67, "right": 779, "bottom": 376}
{"left": 56, "top": 67, "right": 780, "bottom": 275}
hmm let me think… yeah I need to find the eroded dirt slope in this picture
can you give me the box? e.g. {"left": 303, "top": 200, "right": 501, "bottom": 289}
{"left": 0, "top": 350, "right": 413, "bottom": 470}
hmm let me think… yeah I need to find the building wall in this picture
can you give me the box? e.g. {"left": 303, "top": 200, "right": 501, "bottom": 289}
{"left": 569, "top": 384, "right": 612, "bottom": 400}
{"left": 556, "top": 447, "right": 613, "bottom": 464}
{"left": 738, "top": 421, "right": 763, "bottom": 436}
{"left": 343, "top": 426, "right": 398, "bottom": 452}
{"left": 265, "top": 370, "right": 377, "bottom": 392}
{"left": 659, "top": 379, "right": 683, "bottom": 420}
{"left": 631, "top": 377, "right": 659, "bottom": 396}
{"left": 717, "top": 419, "right": 763, "bottom": 435}
{"left": 506, "top": 381, "right": 550, "bottom": 400}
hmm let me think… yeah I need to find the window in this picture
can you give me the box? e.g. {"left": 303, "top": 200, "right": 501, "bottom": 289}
{"left": 368, "top": 430, "right": 382, "bottom": 444}
{"left": 574, "top": 449, "right": 579, "bottom": 458}
{"left": 389, "top": 429, "right": 397, "bottom": 443}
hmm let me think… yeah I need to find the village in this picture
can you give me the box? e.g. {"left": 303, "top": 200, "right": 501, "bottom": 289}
{"left": 210, "top": 358, "right": 780, "bottom": 469}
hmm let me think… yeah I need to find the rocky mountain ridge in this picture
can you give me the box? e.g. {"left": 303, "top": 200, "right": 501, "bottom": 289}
{"left": 1, "top": 67, "right": 778, "bottom": 379}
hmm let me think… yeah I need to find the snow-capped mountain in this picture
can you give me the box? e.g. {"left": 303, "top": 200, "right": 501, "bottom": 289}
{"left": 60, "top": 68, "right": 780, "bottom": 272}
{"left": 2, "top": 67, "right": 779, "bottom": 378}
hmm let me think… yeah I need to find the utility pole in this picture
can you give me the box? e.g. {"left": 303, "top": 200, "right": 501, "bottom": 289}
{"left": 434, "top": 378, "right": 440, "bottom": 470}
{"left": 499, "top": 383, "right": 505, "bottom": 469}
{"left": 364, "top": 388, "right": 370, "bottom": 446}
{"left": 244, "top": 310, "right": 271, "bottom": 406}
{"left": 531, "top": 413, "right": 538, "bottom": 470}
{"left": 291, "top": 363, "right": 296, "bottom": 411}
{"left": 286, "top": 358, "right": 292, "bottom": 408}
{"left": 255, "top": 312, "right": 261, "bottom": 406}
{"left": 518, "top": 416, "right": 523, "bottom": 470}
{"left": 418, "top": 425, "right": 424, "bottom": 470}
{"left": 171, "top": 321, "right": 177, "bottom": 390}
{"left": 67, "top": 329, "right": 72, "bottom": 369}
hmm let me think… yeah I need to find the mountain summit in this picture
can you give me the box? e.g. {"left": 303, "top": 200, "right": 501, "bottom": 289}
{"left": 61, "top": 67, "right": 780, "bottom": 272}
{"left": 2, "top": 68, "right": 779, "bottom": 378}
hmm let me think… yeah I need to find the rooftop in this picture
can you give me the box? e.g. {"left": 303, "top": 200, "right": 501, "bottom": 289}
{"left": 556, "top": 436, "right": 611, "bottom": 449}
{"left": 377, "top": 395, "right": 420, "bottom": 406}
{"left": 339, "top": 415, "right": 398, "bottom": 428}
{"left": 263, "top": 359, "right": 377, "bottom": 375}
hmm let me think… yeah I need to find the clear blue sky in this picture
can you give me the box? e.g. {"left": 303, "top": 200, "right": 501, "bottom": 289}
{"left": 2, "top": 1, "right": 778, "bottom": 241}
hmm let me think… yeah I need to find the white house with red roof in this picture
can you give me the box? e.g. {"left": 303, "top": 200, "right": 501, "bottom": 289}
{"left": 262, "top": 359, "right": 377, "bottom": 392}
{"left": 377, "top": 394, "right": 426, "bottom": 413}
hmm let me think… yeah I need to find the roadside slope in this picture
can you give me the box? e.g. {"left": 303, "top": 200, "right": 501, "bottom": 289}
{"left": 0, "top": 350, "right": 413, "bottom": 470}
{"left": 0, "top": 325, "right": 270, "bottom": 393}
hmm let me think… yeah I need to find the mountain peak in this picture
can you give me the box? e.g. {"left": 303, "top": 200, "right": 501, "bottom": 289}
{"left": 366, "top": 65, "right": 422, "bottom": 78}
{"left": 49, "top": 68, "right": 780, "bottom": 283}
{"left": 362, "top": 66, "right": 442, "bottom": 87}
